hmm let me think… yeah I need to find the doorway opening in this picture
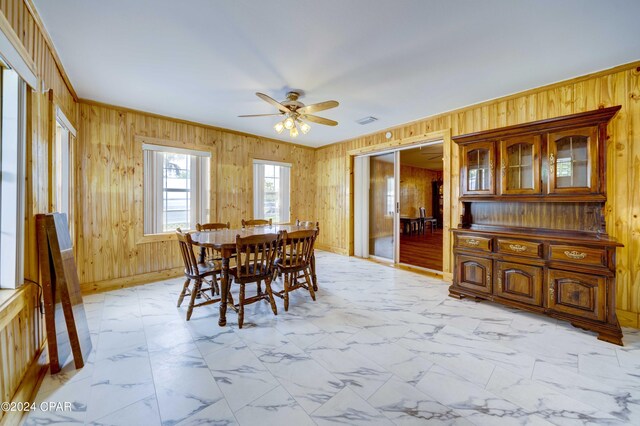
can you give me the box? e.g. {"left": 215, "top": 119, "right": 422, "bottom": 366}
{"left": 399, "top": 145, "right": 444, "bottom": 271}
{"left": 353, "top": 140, "right": 444, "bottom": 273}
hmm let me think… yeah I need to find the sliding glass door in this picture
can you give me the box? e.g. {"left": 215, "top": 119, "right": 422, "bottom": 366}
{"left": 368, "top": 152, "right": 398, "bottom": 261}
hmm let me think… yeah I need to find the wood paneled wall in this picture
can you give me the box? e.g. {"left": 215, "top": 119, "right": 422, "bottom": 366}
{"left": 76, "top": 101, "right": 316, "bottom": 291}
{"left": 0, "top": 0, "right": 76, "bottom": 121}
{"left": 315, "top": 62, "right": 640, "bottom": 325}
{"left": 0, "top": 286, "right": 47, "bottom": 426}
{"left": 400, "top": 166, "right": 441, "bottom": 217}
{"left": 0, "top": 1, "right": 77, "bottom": 423}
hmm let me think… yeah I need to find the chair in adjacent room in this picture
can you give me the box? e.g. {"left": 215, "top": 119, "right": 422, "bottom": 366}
{"left": 229, "top": 232, "right": 281, "bottom": 328}
{"left": 175, "top": 229, "right": 223, "bottom": 321}
{"left": 274, "top": 229, "right": 318, "bottom": 311}
{"left": 241, "top": 218, "right": 272, "bottom": 228}
{"left": 418, "top": 207, "right": 427, "bottom": 235}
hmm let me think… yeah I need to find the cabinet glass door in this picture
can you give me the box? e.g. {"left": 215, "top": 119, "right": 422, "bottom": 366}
{"left": 462, "top": 142, "right": 494, "bottom": 195}
{"left": 499, "top": 136, "right": 540, "bottom": 195}
{"left": 548, "top": 127, "right": 597, "bottom": 193}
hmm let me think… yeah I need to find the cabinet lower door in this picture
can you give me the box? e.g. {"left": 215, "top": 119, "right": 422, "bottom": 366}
{"left": 495, "top": 261, "right": 542, "bottom": 306}
{"left": 547, "top": 269, "right": 606, "bottom": 322}
{"left": 456, "top": 255, "right": 492, "bottom": 294}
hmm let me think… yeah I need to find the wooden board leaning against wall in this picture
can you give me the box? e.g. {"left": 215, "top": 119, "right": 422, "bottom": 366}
{"left": 75, "top": 101, "right": 317, "bottom": 293}
{"left": 314, "top": 62, "right": 640, "bottom": 327}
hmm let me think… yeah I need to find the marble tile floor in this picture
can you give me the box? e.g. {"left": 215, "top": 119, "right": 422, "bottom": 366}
{"left": 23, "top": 251, "right": 640, "bottom": 425}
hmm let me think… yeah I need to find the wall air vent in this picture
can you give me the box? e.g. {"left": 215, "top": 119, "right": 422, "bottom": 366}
{"left": 356, "top": 116, "right": 378, "bottom": 125}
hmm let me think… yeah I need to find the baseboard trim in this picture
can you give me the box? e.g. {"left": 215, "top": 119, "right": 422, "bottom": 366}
{"left": 315, "top": 243, "right": 348, "bottom": 255}
{"left": 81, "top": 267, "right": 183, "bottom": 294}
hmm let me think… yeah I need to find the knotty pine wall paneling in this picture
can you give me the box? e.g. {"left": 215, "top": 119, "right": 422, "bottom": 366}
{"left": 0, "top": 286, "right": 46, "bottom": 426}
{"left": 399, "top": 166, "right": 441, "bottom": 217}
{"left": 76, "top": 102, "right": 316, "bottom": 292}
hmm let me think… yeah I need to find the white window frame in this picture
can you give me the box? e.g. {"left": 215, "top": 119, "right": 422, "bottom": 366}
{"left": 143, "top": 143, "right": 210, "bottom": 234}
{"left": 0, "top": 67, "right": 26, "bottom": 289}
{"left": 253, "top": 159, "right": 291, "bottom": 224}
{"left": 54, "top": 106, "right": 76, "bottom": 221}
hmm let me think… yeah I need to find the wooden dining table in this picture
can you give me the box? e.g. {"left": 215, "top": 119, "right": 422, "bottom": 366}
{"left": 190, "top": 224, "right": 318, "bottom": 326}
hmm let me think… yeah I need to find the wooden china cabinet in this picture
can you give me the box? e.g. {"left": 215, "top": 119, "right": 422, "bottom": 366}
{"left": 450, "top": 106, "right": 624, "bottom": 345}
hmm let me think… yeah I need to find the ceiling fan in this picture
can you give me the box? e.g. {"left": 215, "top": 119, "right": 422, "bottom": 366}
{"left": 239, "top": 91, "right": 339, "bottom": 137}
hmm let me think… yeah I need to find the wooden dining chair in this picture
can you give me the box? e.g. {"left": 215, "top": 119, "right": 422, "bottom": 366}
{"left": 196, "top": 222, "right": 230, "bottom": 231}
{"left": 241, "top": 218, "right": 272, "bottom": 228}
{"left": 196, "top": 222, "right": 231, "bottom": 265}
{"left": 175, "top": 229, "right": 223, "bottom": 320}
{"left": 294, "top": 220, "right": 319, "bottom": 291}
{"left": 275, "top": 229, "right": 318, "bottom": 311}
{"left": 229, "top": 233, "right": 281, "bottom": 328}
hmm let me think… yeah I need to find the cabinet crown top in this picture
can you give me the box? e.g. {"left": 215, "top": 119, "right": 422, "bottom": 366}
{"left": 453, "top": 106, "right": 621, "bottom": 145}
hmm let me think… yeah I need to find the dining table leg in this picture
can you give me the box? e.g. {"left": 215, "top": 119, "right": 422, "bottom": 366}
{"left": 219, "top": 255, "right": 230, "bottom": 326}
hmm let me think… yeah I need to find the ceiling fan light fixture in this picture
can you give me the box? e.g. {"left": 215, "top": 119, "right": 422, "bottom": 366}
{"left": 283, "top": 116, "right": 295, "bottom": 130}
{"left": 244, "top": 92, "right": 339, "bottom": 137}
{"left": 299, "top": 121, "right": 311, "bottom": 134}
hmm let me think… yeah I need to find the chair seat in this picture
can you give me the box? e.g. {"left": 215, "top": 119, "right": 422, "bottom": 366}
{"left": 274, "top": 257, "right": 308, "bottom": 273}
{"left": 184, "top": 262, "right": 221, "bottom": 279}
{"left": 229, "top": 264, "right": 269, "bottom": 280}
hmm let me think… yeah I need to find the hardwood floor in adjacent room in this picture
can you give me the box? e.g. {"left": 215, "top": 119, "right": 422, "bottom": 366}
{"left": 400, "top": 228, "right": 443, "bottom": 271}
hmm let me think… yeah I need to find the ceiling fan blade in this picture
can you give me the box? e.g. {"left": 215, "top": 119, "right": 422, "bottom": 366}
{"left": 238, "top": 113, "right": 284, "bottom": 118}
{"left": 302, "top": 114, "right": 338, "bottom": 126}
{"left": 297, "top": 100, "right": 339, "bottom": 115}
{"left": 256, "top": 92, "right": 290, "bottom": 114}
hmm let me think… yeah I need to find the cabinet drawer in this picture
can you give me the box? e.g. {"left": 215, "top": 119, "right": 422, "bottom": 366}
{"left": 549, "top": 245, "right": 605, "bottom": 267}
{"left": 547, "top": 269, "right": 606, "bottom": 322}
{"left": 496, "top": 239, "right": 542, "bottom": 258}
{"left": 456, "top": 255, "right": 492, "bottom": 294}
{"left": 495, "top": 261, "right": 543, "bottom": 306}
{"left": 456, "top": 235, "right": 492, "bottom": 252}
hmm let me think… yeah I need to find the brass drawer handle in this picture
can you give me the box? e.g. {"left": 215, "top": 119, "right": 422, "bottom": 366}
{"left": 509, "top": 244, "right": 527, "bottom": 252}
{"left": 564, "top": 250, "right": 587, "bottom": 260}
{"left": 549, "top": 153, "right": 555, "bottom": 174}
{"left": 549, "top": 284, "right": 555, "bottom": 299}
{"left": 466, "top": 239, "right": 480, "bottom": 246}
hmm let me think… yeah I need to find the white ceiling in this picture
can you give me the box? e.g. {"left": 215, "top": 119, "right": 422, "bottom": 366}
{"left": 34, "top": 0, "right": 640, "bottom": 148}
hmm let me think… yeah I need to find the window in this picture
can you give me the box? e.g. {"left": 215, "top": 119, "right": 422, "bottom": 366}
{"left": 54, "top": 107, "right": 76, "bottom": 229}
{"left": 143, "top": 144, "right": 210, "bottom": 234}
{"left": 253, "top": 160, "right": 290, "bottom": 223}
{"left": 0, "top": 67, "right": 26, "bottom": 289}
